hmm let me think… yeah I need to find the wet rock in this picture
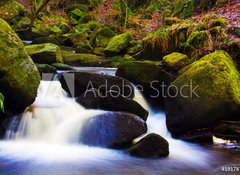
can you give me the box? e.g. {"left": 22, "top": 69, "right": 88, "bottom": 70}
{"left": 25, "top": 43, "right": 63, "bottom": 64}
{"left": 0, "top": 19, "right": 40, "bottom": 113}
{"left": 52, "top": 63, "right": 74, "bottom": 71}
{"left": 16, "top": 28, "right": 48, "bottom": 41}
{"left": 165, "top": 50, "right": 240, "bottom": 137}
{"left": 60, "top": 72, "right": 134, "bottom": 98}
{"left": 76, "top": 90, "right": 148, "bottom": 121}
{"left": 128, "top": 133, "right": 169, "bottom": 158}
{"left": 62, "top": 53, "right": 110, "bottom": 67}
{"left": 80, "top": 112, "right": 147, "bottom": 148}
{"left": 35, "top": 64, "right": 57, "bottom": 78}
{"left": 179, "top": 128, "right": 213, "bottom": 144}
{"left": 212, "top": 121, "right": 240, "bottom": 141}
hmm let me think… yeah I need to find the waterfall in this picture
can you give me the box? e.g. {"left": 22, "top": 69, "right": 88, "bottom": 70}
{"left": 5, "top": 81, "right": 104, "bottom": 143}
{"left": 1, "top": 74, "right": 211, "bottom": 168}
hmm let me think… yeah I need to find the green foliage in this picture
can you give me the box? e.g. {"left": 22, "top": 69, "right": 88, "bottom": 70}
{"left": 0, "top": 93, "right": 4, "bottom": 113}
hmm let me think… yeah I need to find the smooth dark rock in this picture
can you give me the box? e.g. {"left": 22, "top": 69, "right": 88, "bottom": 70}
{"left": 179, "top": 128, "right": 213, "bottom": 144}
{"left": 128, "top": 133, "right": 169, "bottom": 158}
{"left": 80, "top": 112, "right": 147, "bottom": 148}
{"left": 60, "top": 72, "right": 134, "bottom": 98}
{"left": 76, "top": 90, "right": 148, "bottom": 121}
{"left": 36, "top": 64, "right": 57, "bottom": 79}
{"left": 52, "top": 63, "right": 74, "bottom": 71}
{"left": 212, "top": 121, "right": 240, "bottom": 141}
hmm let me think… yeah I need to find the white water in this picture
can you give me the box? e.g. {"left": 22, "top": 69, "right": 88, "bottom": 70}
{"left": 0, "top": 79, "right": 214, "bottom": 173}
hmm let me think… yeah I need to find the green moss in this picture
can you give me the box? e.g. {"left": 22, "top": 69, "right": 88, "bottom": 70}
{"left": 25, "top": 43, "right": 63, "bottom": 64}
{"left": 104, "top": 32, "right": 131, "bottom": 56}
{"left": 90, "top": 26, "right": 115, "bottom": 47}
{"left": 143, "top": 28, "right": 170, "bottom": 52}
{"left": 116, "top": 61, "right": 162, "bottom": 84}
{"left": 0, "top": 0, "right": 25, "bottom": 20}
{"left": 162, "top": 52, "right": 190, "bottom": 70}
{"left": 186, "top": 31, "right": 208, "bottom": 49}
{"left": 0, "top": 18, "right": 40, "bottom": 111}
{"left": 164, "top": 17, "right": 183, "bottom": 26}
{"left": 62, "top": 53, "right": 111, "bottom": 67}
{"left": 0, "top": 93, "right": 4, "bottom": 113}
{"left": 173, "top": 0, "right": 195, "bottom": 18}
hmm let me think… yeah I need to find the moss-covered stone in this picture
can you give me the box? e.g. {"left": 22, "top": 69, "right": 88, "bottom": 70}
{"left": 186, "top": 31, "right": 208, "bottom": 49}
{"left": 165, "top": 50, "right": 240, "bottom": 136}
{"left": 0, "top": 93, "right": 4, "bottom": 113}
{"left": 25, "top": 43, "right": 63, "bottom": 64}
{"left": 92, "top": 47, "right": 105, "bottom": 56}
{"left": 90, "top": 26, "right": 115, "bottom": 47}
{"left": 116, "top": 61, "right": 173, "bottom": 99}
{"left": 162, "top": 52, "right": 190, "bottom": 71}
{"left": 0, "top": 18, "right": 40, "bottom": 113}
{"left": 12, "top": 16, "right": 31, "bottom": 30}
{"left": 62, "top": 53, "right": 111, "bottom": 67}
{"left": 104, "top": 33, "right": 131, "bottom": 56}
{"left": 164, "top": 17, "right": 183, "bottom": 26}
{"left": 0, "top": 1, "right": 25, "bottom": 20}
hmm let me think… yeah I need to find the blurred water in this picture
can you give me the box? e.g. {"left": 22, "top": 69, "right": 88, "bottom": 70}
{"left": 0, "top": 69, "right": 239, "bottom": 175}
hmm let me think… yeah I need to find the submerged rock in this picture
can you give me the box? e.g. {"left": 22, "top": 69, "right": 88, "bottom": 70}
{"left": 60, "top": 72, "right": 134, "bottom": 98}
{"left": 165, "top": 50, "right": 240, "bottom": 137}
{"left": 128, "top": 133, "right": 169, "bottom": 158}
{"left": 25, "top": 43, "right": 63, "bottom": 64}
{"left": 80, "top": 112, "right": 147, "bottom": 148}
{"left": 0, "top": 19, "right": 40, "bottom": 113}
{"left": 76, "top": 90, "right": 148, "bottom": 121}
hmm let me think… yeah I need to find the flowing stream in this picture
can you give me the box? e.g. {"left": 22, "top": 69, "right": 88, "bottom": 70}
{"left": 0, "top": 68, "right": 239, "bottom": 175}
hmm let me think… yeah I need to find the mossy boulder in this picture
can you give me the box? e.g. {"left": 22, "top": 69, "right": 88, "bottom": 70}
{"left": 165, "top": 50, "right": 240, "bottom": 137}
{"left": 25, "top": 43, "right": 63, "bottom": 64}
{"left": 116, "top": 61, "right": 173, "bottom": 98}
{"left": 104, "top": 33, "right": 131, "bottom": 56}
{"left": 90, "top": 26, "right": 115, "bottom": 48}
{"left": 62, "top": 53, "right": 111, "bottom": 67}
{"left": 162, "top": 52, "right": 190, "bottom": 71}
{"left": 0, "top": 18, "right": 40, "bottom": 113}
{"left": 0, "top": 1, "right": 26, "bottom": 20}
{"left": 12, "top": 16, "right": 31, "bottom": 30}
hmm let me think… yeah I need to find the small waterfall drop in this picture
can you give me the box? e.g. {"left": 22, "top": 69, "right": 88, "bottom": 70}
{"left": 1, "top": 71, "right": 213, "bottom": 170}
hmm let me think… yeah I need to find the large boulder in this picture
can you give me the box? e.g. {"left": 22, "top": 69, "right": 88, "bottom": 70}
{"left": 165, "top": 50, "right": 240, "bottom": 137}
{"left": 128, "top": 133, "right": 169, "bottom": 158}
{"left": 59, "top": 72, "right": 135, "bottom": 98}
{"left": 0, "top": 18, "right": 40, "bottom": 113}
{"left": 0, "top": 1, "right": 26, "bottom": 20}
{"left": 104, "top": 33, "right": 131, "bottom": 56}
{"left": 79, "top": 112, "right": 147, "bottom": 148}
{"left": 76, "top": 89, "right": 149, "bottom": 121}
{"left": 25, "top": 43, "right": 63, "bottom": 64}
{"left": 62, "top": 53, "right": 111, "bottom": 67}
